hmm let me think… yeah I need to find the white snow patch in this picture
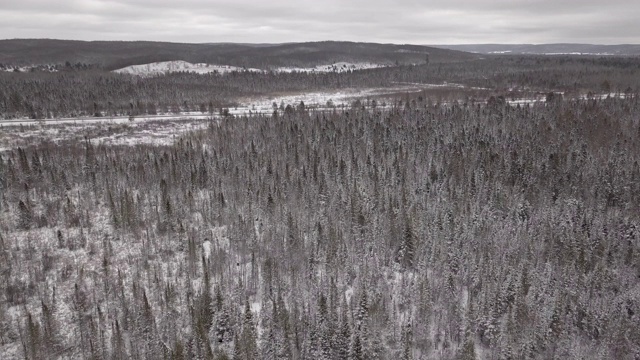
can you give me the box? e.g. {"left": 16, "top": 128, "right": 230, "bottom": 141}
{"left": 542, "top": 52, "right": 615, "bottom": 56}
{"left": 113, "top": 60, "right": 391, "bottom": 76}
{"left": 0, "top": 113, "right": 217, "bottom": 127}
{"left": 507, "top": 97, "right": 546, "bottom": 106}
{"left": 203, "top": 240, "right": 212, "bottom": 260}
{"left": 209, "top": 226, "right": 229, "bottom": 251}
{"left": 0, "top": 118, "right": 211, "bottom": 151}
{"left": 237, "top": 83, "right": 437, "bottom": 112}
{"left": 251, "top": 301, "right": 261, "bottom": 314}
{"left": 113, "top": 60, "right": 263, "bottom": 76}
{"left": 345, "top": 286, "right": 354, "bottom": 304}
{"left": 274, "top": 62, "right": 388, "bottom": 73}
{"left": 461, "top": 287, "right": 469, "bottom": 312}
{"left": 1, "top": 65, "right": 58, "bottom": 73}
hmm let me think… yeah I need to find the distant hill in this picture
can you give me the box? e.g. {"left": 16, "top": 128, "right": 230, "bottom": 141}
{"left": 0, "top": 39, "right": 476, "bottom": 69}
{"left": 431, "top": 43, "right": 640, "bottom": 56}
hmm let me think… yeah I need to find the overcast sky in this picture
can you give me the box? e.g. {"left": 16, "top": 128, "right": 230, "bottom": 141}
{"left": 1, "top": 0, "right": 638, "bottom": 44}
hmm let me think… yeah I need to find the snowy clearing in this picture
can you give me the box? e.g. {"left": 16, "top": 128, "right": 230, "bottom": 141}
{"left": 112, "top": 60, "right": 391, "bottom": 76}
{"left": 273, "top": 62, "right": 389, "bottom": 73}
{"left": 1, "top": 82, "right": 624, "bottom": 151}
{"left": 113, "top": 60, "right": 263, "bottom": 76}
{"left": 0, "top": 119, "right": 209, "bottom": 151}
{"left": 0, "top": 83, "right": 441, "bottom": 128}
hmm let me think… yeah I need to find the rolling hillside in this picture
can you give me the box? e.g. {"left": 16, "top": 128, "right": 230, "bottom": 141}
{"left": 0, "top": 39, "right": 476, "bottom": 69}
{"left": 432, "top": 43, "right": 640, "bottom": 55}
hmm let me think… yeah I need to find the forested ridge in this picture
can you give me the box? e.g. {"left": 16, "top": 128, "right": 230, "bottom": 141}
{"left": 1, "top": 95, "right": 639, "bottom": 359}
{"left": 0, "top": 40, "right": 471, "bottom": 70}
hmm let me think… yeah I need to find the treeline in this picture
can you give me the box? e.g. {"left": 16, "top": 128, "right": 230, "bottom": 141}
{"left": 1, "top": 95, "right": 640, "bottom": 359}
{"left": 2, "top": 56, "right": 640, "bottom": 119}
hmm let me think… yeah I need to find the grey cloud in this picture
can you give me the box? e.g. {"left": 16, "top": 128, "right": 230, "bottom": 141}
{"left": 0, "top": 0, "right": 638, "bottom": 44}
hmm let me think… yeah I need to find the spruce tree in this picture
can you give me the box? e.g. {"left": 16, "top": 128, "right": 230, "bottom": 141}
{"left": 239, "top": 300, "right": 258, "bottom": 359}
{"left": 17, "top": 200, "right": 32, "bottom": 230}
{"left": 334, "top": 304, "right": 351, "bottom": 360}
{"left": 349, "top": 332, "right": 364, "bottom": 360}
{"left": 400, "top": 323, "right": 413, "bottom": 360}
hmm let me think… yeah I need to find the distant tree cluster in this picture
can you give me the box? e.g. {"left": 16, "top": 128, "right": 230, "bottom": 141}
{"left": 1, "top": 94, "right": 639, "bottom": 359}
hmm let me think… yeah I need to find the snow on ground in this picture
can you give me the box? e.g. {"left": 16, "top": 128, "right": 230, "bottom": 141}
{"left": 203, "top": 241, "right": 212, "bottom": 260}
{"left": 274, "top": 62, "right": 389, "bottom": 73}
{"left": 0, "top": 65, "right": 58, "bottom": 73}
{"left": 0, "top": 82, "right": 497, "bottom": 151}
{"left": 0, "top": 83, "right": 437, "bottom": 128}
{"left": 209, "top": 226, "right": 230, "bottom": 251}
{"left": 113, "top": 60, "right": 263, "bottom": 76}
{"left": 2, "top": 84, "right": 624, "bottom": 151}
{"left": 505, "top": 92, "right": 628, "bottom": 106}
{"left": 581, "top": 92, "right": 630, "bottom": 100}
{"left": 88, "top": 120, "right": 208, "bottom": 147}
{"left": 507, "top": 97, "right": 546, "bottom": 106}
{"left": 344, "top": 286, "right": 354, "bottom": 304}
{"left": 113, "top": 60, "right": 390, "bottom": 76}
{"left": 0, "top": 119, "right": 210, "bottom": 151}
{"left": 238, "top": 83, "right": 442, "bottom": 112}
{"left": 542, "top": 52, "right": 615, "bottom": 56}
{"left": 0, "top": 113, "right": 216, "bottom": 127}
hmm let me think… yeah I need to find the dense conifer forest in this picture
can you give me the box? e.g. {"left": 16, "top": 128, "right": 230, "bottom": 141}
{"left": 1, "top": 39, "right": 640, "bottom": 359}
{"left": 2, "top": 55, "right": 640, "bottom": 119}
{"left": 1, "top": 91, "right": 640, "bottom": 358}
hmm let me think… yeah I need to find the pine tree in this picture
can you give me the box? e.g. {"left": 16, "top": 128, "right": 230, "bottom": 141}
{"left": 141, "top": 290, "right": 155, "bottom": 336}
{"left": 400, "top": 323, "right": 413, "bottom": 360}
{"left": 401, "top": 218, "right": 415, "bottom": 269}
{"left": 262, "top": 325, "right": 277, "bottom": 360}
{"left": 40, "top": 300, "right": 60, "bottom": 353}
{"left": 112, "top": 319, "right": 127, "bottom": 360}
{"left": 57, "top": 229, "right": 64, "bottom": 248}
{"left": 356, "top": 289, "right": 369, "bottom": 347}
{"left": 173, "top": 339, "right": 186, "bottom": 360}
{"left": 239, "top": 300, "right": 258, "bottom": 359}
{"left": 349, "top": 332, "right": 364, "bottom": 360}
{"left": 30, "top": 152, "right": 42, "bottom": 179}
{"left": 334, "top": 304, "right": 351, "bottom": 360}
{"left": 0, "top": 303, "right": 10, "bottom": 347}
{"left": 137, "top": 289, "right": 159, "bottom": 358}
{"left": 306, "top": 322, "right": 321, "bottom": 360}
{"left": 25, "top": 312, "right": 41, "bottom": 359}
{"left": 215, "top": 289, "right": 233, "bottom": 344}
{"left": 457, "top": 338, "right": 477, "bottom": 360}
{"left": 316, "top": 294, "right": 333, "bottom": 359}
{"left": 357, "top": 290, "right": 368, "bottom": 327}
{"left": 17, "top": 199, "right": 32, "bottom": 230}
{"left": 186, "top": 334, "right": 205, "bottom": 360}
{"left": 107, "top": 189, "right": 120, "bottom": 229}
{"left": 232, "top": 334, "right": 242, "bottom": 360}
{"left": 276, "top": 292, "right": 293, "bottom": 360}
{"left": 199, "top": 258, "right": 214, "bottom": 333}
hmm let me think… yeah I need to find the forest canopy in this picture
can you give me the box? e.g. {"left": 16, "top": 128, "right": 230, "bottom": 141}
{"left": 1, "top": 92, "right": 639, "bottom": 359}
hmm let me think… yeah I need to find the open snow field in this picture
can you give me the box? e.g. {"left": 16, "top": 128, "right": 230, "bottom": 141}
{"left": 1, "top": 78, "right": 622, "bottom": 152}
{"left": 0, "top": 82, "right": 464, "bottom": 150}
{"left": 273, "top": 62, "right": 390, "bottom": 73}
{"left": 0, "top": 81, "right": 477, "bottom": 127}
{"left": 113, "top": 60, "right": 263, "bottom": 75}
{"left": 0, "top": 119, "right": 209, "bottom": 152}
{"left": 112, "top": 60, "right": 390, "bottom": 76}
